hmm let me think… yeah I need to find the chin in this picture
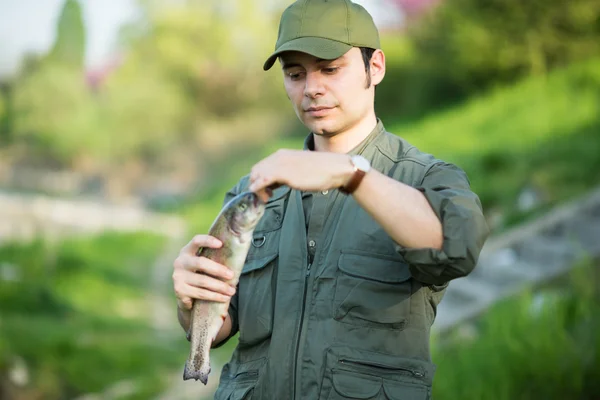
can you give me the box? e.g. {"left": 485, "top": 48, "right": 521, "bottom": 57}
{"left": 304, "top": 118, "right": 340, "bottom": 137}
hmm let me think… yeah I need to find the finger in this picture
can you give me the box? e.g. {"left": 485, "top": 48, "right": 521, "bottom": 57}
{"left": 250, "top": 167, "right": 259, "bottom": 183}
{"left": 181, "top": 234, "right": 222, "bottom": 255}
{"left": 193, "top": 256, "right": 235, "bottom": 281}
{"left": 183, "top": 285, "right": 232, "bottom": 303}
{"left": 249, "top": 175, "right": 276, "bottom": 194}
{"left": 173, "top": 278, "right": 194, "bottom": 309}
{"left": 185, "top": 271, "right": 237, "bottom": 296}
{"left": 250, "top": 162, "right": 267, "bottom": 183}
{"left": 255, "top": 188, "right": 271, "bottom": 203}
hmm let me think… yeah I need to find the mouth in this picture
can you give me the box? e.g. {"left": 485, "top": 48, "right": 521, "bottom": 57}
{"left": 304, "top": 106, "right": 334, "bottom": 117}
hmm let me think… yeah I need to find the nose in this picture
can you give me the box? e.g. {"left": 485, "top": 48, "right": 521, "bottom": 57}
{"left": 304, "top": 71, "right": 324, "bottom": 99}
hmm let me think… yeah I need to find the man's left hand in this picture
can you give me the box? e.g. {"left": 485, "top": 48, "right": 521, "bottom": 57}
{"left": 248, "top": 149, "right": 353, "bottom": 200}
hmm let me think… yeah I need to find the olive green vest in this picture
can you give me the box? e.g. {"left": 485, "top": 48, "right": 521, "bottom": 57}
{"left": 214, "top": 120, "right": 489, "bottom": 400}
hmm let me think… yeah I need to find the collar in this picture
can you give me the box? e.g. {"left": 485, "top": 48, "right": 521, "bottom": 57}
{"left": 302, "top": 118, "right": 386, "bottom": 156}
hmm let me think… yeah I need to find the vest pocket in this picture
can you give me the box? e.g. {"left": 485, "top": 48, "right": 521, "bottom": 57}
{"left": 328, "top": 369, "right": 383, "bottom": 399}
{"left": 237, "top": 202, "right": 282, "bottom": 345}
{"left": 238, "top": 251, "right": 277, "bottom": 345}
{"left": 226, "top": 382, "right": 255, "bottom": 400}
{"left": 333, "top": 250, "right": 412, "bottom": 330}
{"left": 215, "top": 358, "right": 266, "bottom": 400}
{"left": 319, "top": 347, "right": 432, "bottom": 400}
{"left": 327, "top": 370, "right": 428, "bottom": 400}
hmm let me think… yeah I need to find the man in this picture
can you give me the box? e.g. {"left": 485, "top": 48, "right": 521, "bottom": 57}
{"left": 172, "top": 0, "right": 489, "bottom": 398}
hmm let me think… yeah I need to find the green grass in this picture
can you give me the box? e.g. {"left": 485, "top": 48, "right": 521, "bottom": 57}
{"left": 0, "top": 232, "right": 190, "bottom": 399}
{"left": 430, "top": 259, "right": 600, "bottom": 399}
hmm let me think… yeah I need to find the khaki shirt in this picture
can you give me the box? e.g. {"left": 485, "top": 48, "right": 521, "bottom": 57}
{"left": 214, "top": 119, "right": 489, "bottom": 399}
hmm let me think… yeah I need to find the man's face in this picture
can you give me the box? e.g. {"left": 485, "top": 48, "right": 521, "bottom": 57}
{"left": 279, "top": 47, "right": 376, "bottom": 137}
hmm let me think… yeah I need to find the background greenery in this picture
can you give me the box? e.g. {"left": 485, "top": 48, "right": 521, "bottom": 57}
{"left": 0, "top": 0, "right": 599, "bottom": 398}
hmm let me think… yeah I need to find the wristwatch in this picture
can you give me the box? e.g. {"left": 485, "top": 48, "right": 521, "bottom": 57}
{"left": 339, "top": 155, "right": 371, "bottom": 194}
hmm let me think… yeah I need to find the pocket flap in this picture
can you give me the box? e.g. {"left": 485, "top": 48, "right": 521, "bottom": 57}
{"left": 338, "top": 251, "right": 411, "bottom": 283}
{"left": 383, "top": 380, "right": 428, "bottom": 400}
{"left": 331, "top": 369, "right": 382, "bottom": 398}
{"left": 242, "top": 253, "right": 277, "bottom": 275}
{"left": 228, "top": 385, "right": 254, "bottom": 400}
{"left": 256, "top": 205, "right": 284, "bottom": 233}
{"left": 267, "top": 185, "right": 291, "bottom": 202}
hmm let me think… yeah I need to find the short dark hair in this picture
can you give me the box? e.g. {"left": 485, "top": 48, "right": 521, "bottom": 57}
{"left": 360, "top": 47, "right": 376, "bottom": 88}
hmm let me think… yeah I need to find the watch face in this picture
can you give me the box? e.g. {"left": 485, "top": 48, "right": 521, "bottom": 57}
{"left": 352, "top": 155, "right": 371, "bottom": 172}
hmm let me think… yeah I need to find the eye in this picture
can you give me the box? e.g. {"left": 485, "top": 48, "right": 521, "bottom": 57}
{"left": 323, "top": 67, "right": 338, "bottom": 74}
{"left": 285, "top": 68, "right": 305, "bottom": 81}
{"left": 239, "top": 203, "right": 247, "bottom": 211}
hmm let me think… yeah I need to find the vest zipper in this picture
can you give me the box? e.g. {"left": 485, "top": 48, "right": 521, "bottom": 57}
{"left": 292, "top": 261, "right": 312, "bottom": 399}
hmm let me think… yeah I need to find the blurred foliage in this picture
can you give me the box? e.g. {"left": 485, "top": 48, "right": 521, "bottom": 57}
{"left": 0, "top": 232, "right": 190, "bottom": 399}
{"left": 129, "top": 0, "right": 284, "bottom": 118}
{"left": 3, "top": 0, "right": 290, "bottom": 194}
{"left": 0, "top": 90, "right": 5, "bottom": 122}
{"left": 9, "top": 0, "right": 88, "bottom": 164}
{"left": 47, "top": 0, "right": 85, "bottom": 68}
{"left": 0, "top": 86, "right": 7, "bottom": 141}
{"left": 431, "top": 258, "right": 600, "bottom": 399}
{"left": 375, "top": 0, "right": 600, "bottom": 121}
{"left": 12, "top": 64, "right": 95, "bottom": 165}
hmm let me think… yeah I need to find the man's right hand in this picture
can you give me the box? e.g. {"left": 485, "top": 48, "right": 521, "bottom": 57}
{"left": 172, "top": 234, "right": 237, "bottom": 313}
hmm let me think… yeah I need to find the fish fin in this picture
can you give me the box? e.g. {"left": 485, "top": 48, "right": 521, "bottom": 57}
{"left": 182, "top": 359, "right": 211, "bottom": 385}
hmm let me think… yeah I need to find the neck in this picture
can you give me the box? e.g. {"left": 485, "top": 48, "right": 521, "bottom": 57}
{"left": 313, "top": 111, "right": 377, "bottom": 153}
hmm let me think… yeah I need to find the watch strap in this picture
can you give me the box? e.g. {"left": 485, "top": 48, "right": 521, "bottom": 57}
{"left": 339, "top": 168, "right": 366, "bottom": 194}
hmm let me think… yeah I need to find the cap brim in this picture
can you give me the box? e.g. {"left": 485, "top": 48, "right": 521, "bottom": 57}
{"left": 263, "top": 37, "right": 352, "bottom": 71}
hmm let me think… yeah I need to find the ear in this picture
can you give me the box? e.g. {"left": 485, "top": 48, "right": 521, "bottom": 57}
{"left": 370, "top": 49, "right": 386, "bottom": 86}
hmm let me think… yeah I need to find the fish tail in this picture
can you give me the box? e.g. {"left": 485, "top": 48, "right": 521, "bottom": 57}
{"left": 183, "top": 357, "right": 211, "bottom": 384}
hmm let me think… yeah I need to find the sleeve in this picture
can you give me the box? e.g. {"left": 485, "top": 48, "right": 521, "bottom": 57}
{"left": 211, "top": 179, "right": 246, "bottom": 348}
{"left": 396, "top": 162, "right": 490, "bottom": 285}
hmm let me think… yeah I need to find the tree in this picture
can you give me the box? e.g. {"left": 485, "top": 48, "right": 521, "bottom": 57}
{"left": 408, "top": 0, "right": 600, "bottom": 89}
{"left": 11, "top": 63, "right": 97, "bottom": 167}
{"left": 48, "top": 0, "right": 86, "bottom": 68}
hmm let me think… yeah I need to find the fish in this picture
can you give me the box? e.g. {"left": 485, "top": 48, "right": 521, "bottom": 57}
{"left": 183, "top": 191, "right": 266, "bottom": 384}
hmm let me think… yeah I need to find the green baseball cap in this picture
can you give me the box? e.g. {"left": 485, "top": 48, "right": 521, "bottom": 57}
{"left": 263, "top": 0, "right": 380, "bottom": 71}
